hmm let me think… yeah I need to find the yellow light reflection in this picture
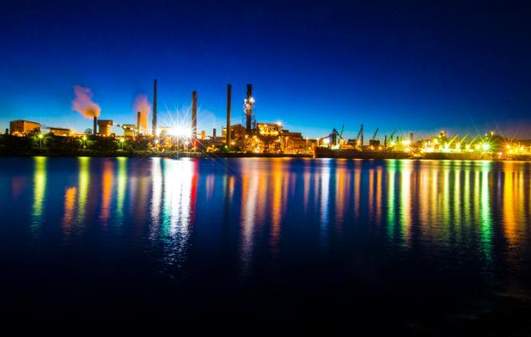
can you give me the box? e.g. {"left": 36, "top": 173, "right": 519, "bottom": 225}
{"left": 63, "top": 186, "right": 77, "bottom": 234}
{"left": 503, "top": 162, "right": 519, "bottom": 245}
{"left": 353, "top": 161, "right": 362, "bottom": 219}
{"left": 77, "top": 157, "right": 90, "bottom": 225}
{"left": 100, "top": 160, "right": 114, "bottom": 223}
{"left": 335, "top": 162, "right": 349, "bottom": 230}
{"left": 32, "top": 156, "right": 47, "bottom": 230}
{"left": 375, "top": 166, "right": 382, "bottom": 224}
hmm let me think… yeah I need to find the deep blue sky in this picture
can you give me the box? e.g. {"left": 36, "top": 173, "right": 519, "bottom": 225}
{"left": 1, "top": 0, "right": 531, "bottom": 138}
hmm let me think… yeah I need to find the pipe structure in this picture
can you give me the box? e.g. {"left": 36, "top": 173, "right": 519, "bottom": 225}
{"left": 226, "top": 84, "right": 232, "bottom": 146}
{"left": 136, "top": 111, "right": 141, "bottom": 134}
{"left": 245, "top": 84, "right": 253, "bottom": 133}
{"left": 152, "top": 79, "right": 158, "bottom": 137}
{"left": 192, "top": 90, "right": 198, "bottom": 146}
{"left": 93, "top": 116, "right": 97, "bottom": 135}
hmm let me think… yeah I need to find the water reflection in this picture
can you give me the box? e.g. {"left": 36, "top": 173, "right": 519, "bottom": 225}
{"left": 150, "top": 157, "right": 163, "bottom": 238}
{"left": 31, "top": 156, "right": 47, "bottom": 231}
{"left": 77, "top": 157, "right": 90, "bottom": 225}
{"left": 100, "top": 160, "right": 114, "bottom": 224}
{"left": 160, "top": 158, "right": 197, "bottom": 267}
{"left": 115, "top": 157, "right": 128, "bottom": 223}
{"left": 63, "top": 186, "right": 77, "bottom": 234}
{"left": 6, "top": 157, "right": 531, "bottom": 278}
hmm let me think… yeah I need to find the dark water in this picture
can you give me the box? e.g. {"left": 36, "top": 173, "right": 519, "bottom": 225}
{"left": 1, "top": 157, "right": 530, "bottom": 331}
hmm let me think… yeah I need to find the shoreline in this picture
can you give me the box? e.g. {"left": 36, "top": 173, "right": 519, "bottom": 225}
{"left": 1, "top": 150, "right": 531, "bottom": 161}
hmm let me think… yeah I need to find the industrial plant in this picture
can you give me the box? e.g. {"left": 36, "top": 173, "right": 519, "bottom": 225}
{"left": 2, "top": 81, "right": 531, "bottom": 160}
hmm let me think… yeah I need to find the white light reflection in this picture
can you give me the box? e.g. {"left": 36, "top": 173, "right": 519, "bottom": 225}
{"left": 320, "top": 160, "right": 331, "bottom": 246}
{"left": 240, "top": 168, "right": 259, "bottom": 273}
{"left": 150, "top": 158, "right": 163, "bottom": 239}
{"left": 161, "top": 158, "right": 196, "bottom": 265}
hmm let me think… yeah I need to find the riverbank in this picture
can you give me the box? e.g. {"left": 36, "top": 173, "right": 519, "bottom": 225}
{"left": 0, "top": 149, "right": 312, "bottom": 159}
{"left": 1, "top": 148, "right": 531, "bottom": 161}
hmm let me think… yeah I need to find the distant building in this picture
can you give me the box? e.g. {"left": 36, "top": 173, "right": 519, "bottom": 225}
{"left": 122, "top": 124, "right": 137, "bottom": 138}
{"left": 48, "top": 127, "right": 71, "bottom": 137}
{"left": 97, "top": 120, "right": 113, "bottom": 137}
{"left": 222, "top": 124, "right": 247, "bottom": 148}
{"left": 282, "top": 131, "right": 307, "bottom": 154}
{"left": 257, "top": 122, "right": 282, "bottom": 137}
{"left": 10, "top": 120, "right": 41, "bottom": 136}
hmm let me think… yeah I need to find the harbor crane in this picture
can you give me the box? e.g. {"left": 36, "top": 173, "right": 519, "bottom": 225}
{"left": 355, "top": 124, "right": 364, "bottom": 148}
{"left": 369, "top": 128, "right": 380, "bottom": 147}
{"left": 319, "top": 127, "right": 344, "bottom": 148}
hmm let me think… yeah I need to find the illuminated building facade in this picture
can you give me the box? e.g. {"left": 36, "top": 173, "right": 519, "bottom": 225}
{"left": 10, "top": 120, "right": 41, "bottom": 136}
{"left": 48, "top": 127, "right": 71, "bottom": 137}
{"left": 121, "top": 124, "right": 137, "bottom": 138}
{"left": 97, "top": 120, "right": 113, "bottom": 137}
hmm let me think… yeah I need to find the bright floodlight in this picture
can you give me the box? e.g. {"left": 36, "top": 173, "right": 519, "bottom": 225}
{"left": 168, "top": 125, "right": 192, "bottom": 138}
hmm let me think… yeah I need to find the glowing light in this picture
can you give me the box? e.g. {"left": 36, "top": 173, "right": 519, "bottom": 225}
{"left": 481, "top": 142, "right": 491, "bottom": 152}
{"left": 168, "top": 125, "right": 192, "bottom": 138}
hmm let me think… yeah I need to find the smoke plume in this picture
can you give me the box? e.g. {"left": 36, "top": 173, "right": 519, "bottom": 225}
{"left": 134, "top": 95, "right": 150, "bottom": 133}
{"left": 72, "top": 85, "right": 101, "bottom": 119}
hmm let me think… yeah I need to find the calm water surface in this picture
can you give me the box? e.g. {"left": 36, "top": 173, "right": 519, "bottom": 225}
{"left": 1, "top": 157, "right": 530, "bottom": 330}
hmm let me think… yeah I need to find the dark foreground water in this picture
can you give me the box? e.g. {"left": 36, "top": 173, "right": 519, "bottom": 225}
{"left": 0, "top": 157, "right": 530, "bottom": 332}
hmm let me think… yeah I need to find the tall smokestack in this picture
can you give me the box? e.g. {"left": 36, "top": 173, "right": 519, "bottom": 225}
{"left": 136, "top": 111, "right": 141, "bottom": 133}
{"left": 226, "top": 84, "right": 232, "bottom": 146}
{"left": 93, "top": 116, "right": 98, "bottom": 135}
{"left": 192, "top": 90, "right": 198, "bottom": 144}
{"left": 152, "top": 79, "right": 158, "bottom": 137}
{"left": 245, "top": 84, "right": 253, "bottom": 133}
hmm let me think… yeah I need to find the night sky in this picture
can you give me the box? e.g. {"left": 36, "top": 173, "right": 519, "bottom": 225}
{"left": 2, "top": 0, "right": 531, "bottom": 138}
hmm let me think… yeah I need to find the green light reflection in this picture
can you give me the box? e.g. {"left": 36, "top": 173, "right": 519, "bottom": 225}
{"left": 31, "top": 156, "right": 47, "bottom": 231}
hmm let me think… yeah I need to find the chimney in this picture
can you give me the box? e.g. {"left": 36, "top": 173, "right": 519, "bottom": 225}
{"left": 136, "top": 111, "right": 141, "bottom": 134}
{"left": 213, "top": 128, "right": 217, "bottom": 138}
{"left": 93, "top": 116, "right": 98, "bottom": 135}
{"left": 245, "top": 84, "right": 253, "bottom": 133}
{"left": 152, "top": 79, "right": 158, "bottom": 137}
{"left": 191, "top": 90, "right": 198, "bottom": 144}
{"left": 226, "top": 84, "right": 232, "bottom": 146}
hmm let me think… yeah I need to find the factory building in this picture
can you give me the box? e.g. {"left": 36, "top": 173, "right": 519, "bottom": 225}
{"left": 257, "top": 122, "right": 282, "bottom": 137}
{"left": 122, "top": 124, "right": 137, "bottom": 138}
{"left": 48, "top": 127, "right": 71, "bottom": 137}
{"left": 282, "top": 131, "right": 308, "bottom": 154}
{"left": 97, "top": 120, "right": 113, "bottom": 137}
{"left": 10, "top": 120, "right": 41, "bottom": 136}
{"left": 222, "top": 124, "right": 246, "bottom": 148}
